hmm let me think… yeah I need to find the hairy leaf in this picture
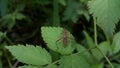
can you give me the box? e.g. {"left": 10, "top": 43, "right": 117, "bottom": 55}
{"left": 88, "top": 0, "right": 120, "bottom": 36}
{"left": 92, "top": 41, "right": 110, "bottom": 60}
{"left": 58, "top": 55, "right": 89, "bottom": 68}
{"left": 83, "top": 31, "right": 95, "bottom": 48}
{"left": 112, "top": 32, "right": 120, "bottom": 53}
{"left": 49, "top": 50, "right": 59, "bottom": 61}
{"left": 63, "top": 1, "right": 82, "bottom": 23}
{"left": 83, "top": 31, "right": 111, "bottom": 60}
{"left": 75, "top": 43, "right": 94, "bottom": 64}
{"left": 6, "top": 45, "right": 52, "bottom": 66}
{"left": 41, "top": 27, "right": 76, "bottom": 55}
{"left": 91, "top": 63, "right": 104, "bottom": 68}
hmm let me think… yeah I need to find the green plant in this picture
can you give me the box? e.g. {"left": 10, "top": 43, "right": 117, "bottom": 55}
{"left": 0, "top": 3, "right": 26, "bottom": 29}
{"left": 6, "top": 26, "right": 120, "bottom": 68}
{"left": 88, "top": 0, "right": 120, "bottom": 37}
{"left": 2, "top": 0, "right": 120, "bottom": 68}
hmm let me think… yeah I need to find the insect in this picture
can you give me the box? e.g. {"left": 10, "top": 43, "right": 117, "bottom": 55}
{"left": 56, "top": 28, "right": 74, "bottom": 46}
{"left": 62, "top": 29, "right": 67, "bottom": 45}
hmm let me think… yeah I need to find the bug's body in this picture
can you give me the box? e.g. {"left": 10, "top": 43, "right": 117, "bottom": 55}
{"left": 56, "top": 28, "right": 74, "bottom": 46}
{"left": 56, "top": 29, "right": 68, "bottom": 45}
{"left": 62, "top": 29, "right": 67, "bottom": 45}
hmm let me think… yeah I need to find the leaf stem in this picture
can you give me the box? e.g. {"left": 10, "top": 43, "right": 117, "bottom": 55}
{"left": 72, "top": 46, "right": 96, "bottom": 56}
{"left": 45, "top": 46, "right": 97, "bottom": 68}
{"left": 45, "top": 60, "right": 60, "bottom": 68}
{"left": 93, "top": 18, "right": 114, "bottom": 68}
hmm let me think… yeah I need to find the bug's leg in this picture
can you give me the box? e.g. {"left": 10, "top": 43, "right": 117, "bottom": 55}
{"left": 55, "top": 38, "right": 62, "bottom": 50}
{"left": 67, "top": 36, "right": 75, "bottom": 41}
{"left": 56, "top": 38, "right": 62, "bottom": 43}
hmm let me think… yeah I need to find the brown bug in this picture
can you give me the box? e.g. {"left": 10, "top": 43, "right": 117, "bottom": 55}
{"left": 56, "top": 28, "right": 74, "bottom": 45}
{"left": 61, "top": 29, "right": 67, "bottom": 45}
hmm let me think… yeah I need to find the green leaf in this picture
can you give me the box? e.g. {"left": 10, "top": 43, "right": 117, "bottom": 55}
{"left": 77, "top": 10, "right": 90, "bottom": 21}
{"left": 91, "top": 63, "right": 104, "bottom": 68}
{"left": 46, "top": 64, "right": 58, "bottom": 68}
{"left": 15, "top": 4, "right": 25, "bottom": 12}
{"left": 19, "top": 65, "right": 41, "bottom": 68}
{"left": 0, "top": 32, "right": 6, "bottom": 41}
{"left": 58, "top": 0, "right": 66, "bottom": 6}
{"left": 107, "top": 63, "right": 120, "bottom": 68}
{"left": 75, "top": 43, "right": 94, "bottom": 64}
{"left": 112, "top": 32, "right": 120, "bottom": 53}
{"left": 88, "top": 0, "right": 120, "bottom": 36}
{"left": 92, "top": 41, "right": 110, "bottom": 60}
{"left": 41, "top": 27, "right": 76, "bottom": 54}
{"left": 83, "top": 31, "right": 111, "bottom": 60}
{"left": 1, "top": 13, "right": 15, "bottom": 29}
{"left": 19, "top": 64, "right": 57, "bottom": 68}
{"left": 49, "top": 50, "right": 59, "bottom": 61}
{"left": 6, "top": 45, "right": 52, "bottom": 66}
{"left": 63, "top": 1, "right": 82, "bottom": 23}
{"left": 15, "top": 13, "right": 26, "bottom": 20}
{"left": 83, "top": 31, "right": 97, "bottom": 60}
{"left": 41, "top": 27, "right": 76, "bottom": 55}
{"left": 1, "top": 12, "right": 26, "bottom": 29}
{"left": 113, "top": 63, "right": 120, "bottom": 68}
{"left": 83, "top": 31, "right": 95, "bottom": 48}
{"left": 58, "top": 55, "right": 89, "bottom": 68}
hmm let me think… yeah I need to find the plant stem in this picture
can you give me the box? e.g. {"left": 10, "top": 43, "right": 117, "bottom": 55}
{"left": 4, "top": 35, "right": 14, "bottom": 45}
{"left": 93, "top": 18, "right": 114, "bottom": 68}
{"left": 3, "top": 34, "right": 14, "bottom": 67}
{"left": 53, "top": 0, "right": 60, "bottom": 26}
{"left": 94, "top": 17, "right": 97, "bottom": 46}
{"left": 3, "top": 47, "right": 13, "bottom": 68}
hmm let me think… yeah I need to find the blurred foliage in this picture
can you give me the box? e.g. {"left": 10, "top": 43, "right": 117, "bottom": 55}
{"left": 0, "top": 0, "right": 119, "bottom": 68}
